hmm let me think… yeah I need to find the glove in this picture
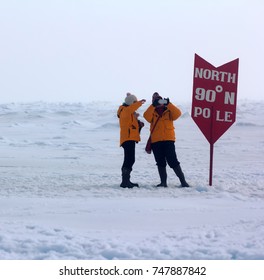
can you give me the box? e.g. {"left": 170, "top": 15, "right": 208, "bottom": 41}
{"left": 138, "top": 120, "right": 144, "bottom": 133}
{"left": 138, "top": 120, "right": 144, "bottom": 128}
{"left": 152, "top": 98, "right": 161, "bottom": 107}
{"left": 164, "top": 98, "right": 170, "bottom": 105}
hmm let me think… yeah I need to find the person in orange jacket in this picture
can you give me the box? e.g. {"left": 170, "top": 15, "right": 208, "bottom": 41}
{"left": 117, "top": 93, "right": 146, "bottom": 188}
{"left": 143, "top": 92, "right": 189, "bottom": 188}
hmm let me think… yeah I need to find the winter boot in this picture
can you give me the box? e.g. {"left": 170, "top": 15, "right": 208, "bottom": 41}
{"left": 156, "top": 166, "right": 168, "bottom": 187}
{"left": 126, "top": 167, "right": 139, "bottom": 187}
{"left": 120, "top": 167, "right": 137, "bottom": 188}
{"left": 173, "top": 165, "right": 190, "bottom": 188}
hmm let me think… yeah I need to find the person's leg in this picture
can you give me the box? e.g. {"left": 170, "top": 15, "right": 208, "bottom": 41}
{"left": 122, "top": 141, "right": 135, "bottom": 170}
{"left": 165, "top": 141, "right": 189, "bottom": 188}
{"left": 121, "top": 141, "right": 138, "bottom": 188}
{"left": 152, "top": 142, "right": 167, "bottom": 187}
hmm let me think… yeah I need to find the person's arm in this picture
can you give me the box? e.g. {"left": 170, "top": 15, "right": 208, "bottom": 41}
{"left": 127, "top": 100, "right": 146, "bottom": 113}
{"left": 143, "top": 105, "right": 155, "bottom": 123}
{"left": 167, "top": 103, "right": 182, "bottom": 120}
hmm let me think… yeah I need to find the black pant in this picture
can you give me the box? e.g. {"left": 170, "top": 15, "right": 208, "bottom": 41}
{"left": 121, "top": 141, "right": 136, "bottom": 170}
{"left": 151, "top": 141, "right": 180, "bottom": 168}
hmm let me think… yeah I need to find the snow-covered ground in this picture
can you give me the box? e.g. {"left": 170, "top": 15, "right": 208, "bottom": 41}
{"left": 0, "top": 100, "right": 263, "bottom": 260}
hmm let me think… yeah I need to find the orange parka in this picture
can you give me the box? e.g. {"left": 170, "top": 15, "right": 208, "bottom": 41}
{"left": 143, "top": 103, "right": 181, "bottom": 143}
{"left": 117, "top": 101, "right": 143, "bottom": 146}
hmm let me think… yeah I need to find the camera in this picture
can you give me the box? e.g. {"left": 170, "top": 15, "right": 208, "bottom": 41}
{"left": 158, "top": 98, "right": 168, "bottom": 105}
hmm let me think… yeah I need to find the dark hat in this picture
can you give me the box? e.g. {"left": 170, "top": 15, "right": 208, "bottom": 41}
{"left": 152, "top": 92, "right": 162, "bottom": 103}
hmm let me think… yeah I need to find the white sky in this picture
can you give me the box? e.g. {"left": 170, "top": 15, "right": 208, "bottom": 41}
{"left": 0, "top": 0, "right": 263, "bottom": 103}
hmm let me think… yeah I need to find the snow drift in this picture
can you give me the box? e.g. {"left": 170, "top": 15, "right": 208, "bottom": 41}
{"left": 0, "top": 100, "right": 263, "bottom": 259}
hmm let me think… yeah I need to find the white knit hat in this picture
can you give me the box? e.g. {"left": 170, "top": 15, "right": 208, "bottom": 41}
{"left": 125, "top": 93, "right": 137, "bottom": 105}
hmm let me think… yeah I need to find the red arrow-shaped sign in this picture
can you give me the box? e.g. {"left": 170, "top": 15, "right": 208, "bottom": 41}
{"left": 192, "top": 54, "right": 239, "bottom": 144}
{"left": 191, "top": 54, "right": 239, "bottom": 185}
